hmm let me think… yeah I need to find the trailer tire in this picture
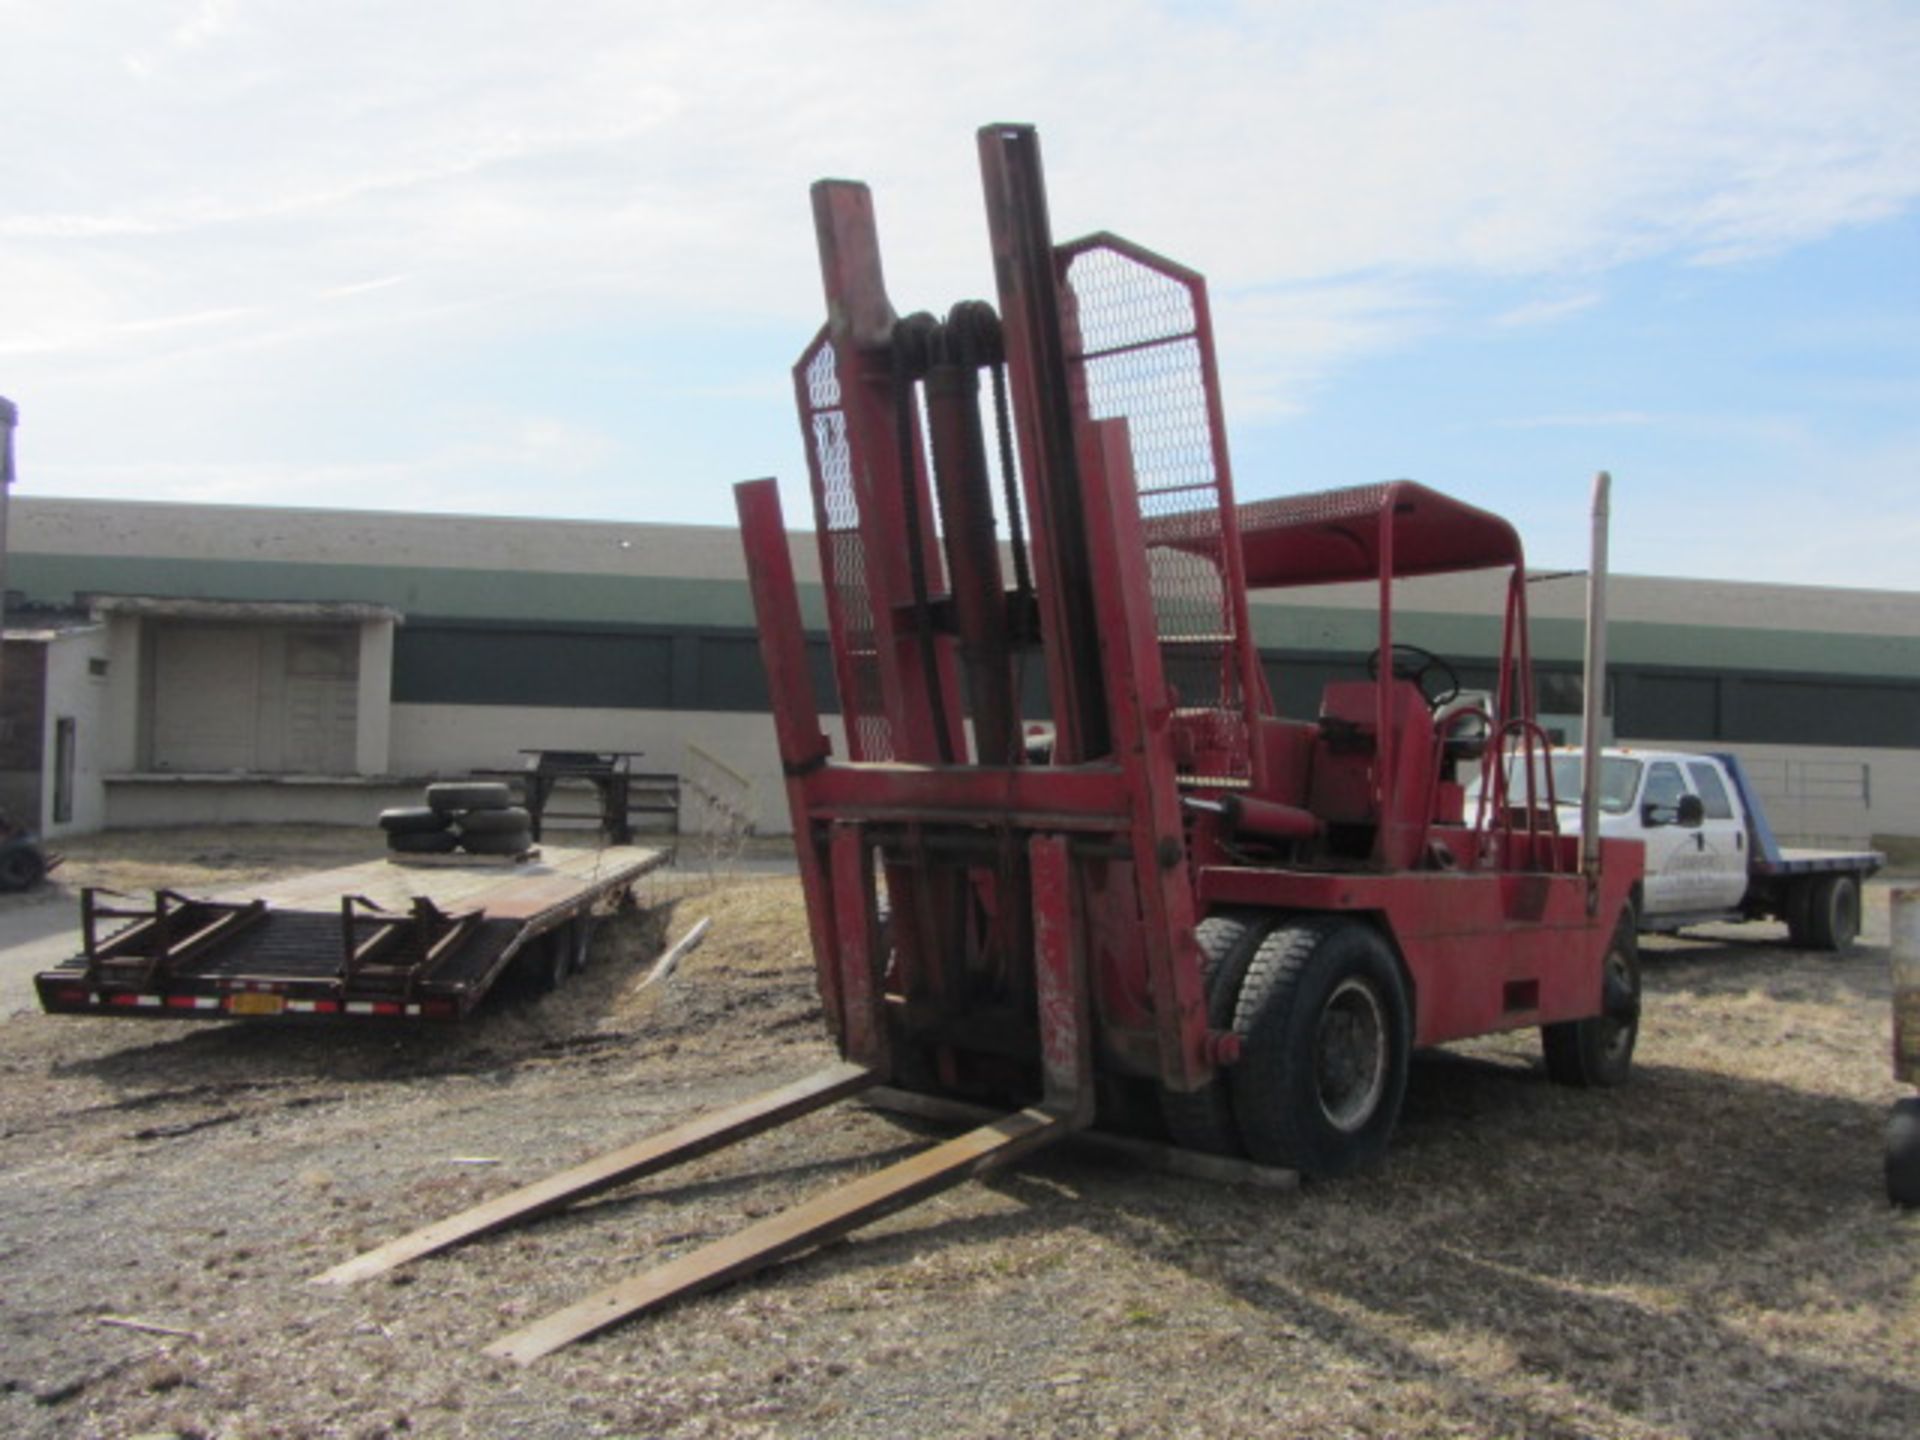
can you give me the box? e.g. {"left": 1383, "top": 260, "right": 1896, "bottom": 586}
{"left": 426, "top": 781, "right": 515, "bottom": 815}
{"left": 1804, "top": 874, "right": 1861, "bottom": 953}
{"left": 1229, "top": 918, "right": 1410, "bottom": 1177}
{"left": 388, "top": 828, "right": 460, "bottom": 855}
{"left": 0, "top": 844, "right": 47, "bottom": 891}
{"left": 460, "top": 828, "right": 534, "bottom": 857}
{"left": 1542, "top": 915, "right": 1640, "bottom": 1087}
{"left": 1159, "top": 910, "right": 1274, "bottom": 1156}
{"left": 378, "top": 806, "right": 451, "bottom": 835}
{"left": 456, "top": 806, "right": 533, "bottom": 836}
{"left": 518, "top": 924, "right": 575, "bottom": 993}
{"left": 1887, "top": 1097, "right": 1920, "bottom": 1208}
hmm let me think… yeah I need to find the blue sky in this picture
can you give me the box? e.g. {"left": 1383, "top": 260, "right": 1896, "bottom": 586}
{"left": 4, "top": 1, "right": 1917, "bottom": 589}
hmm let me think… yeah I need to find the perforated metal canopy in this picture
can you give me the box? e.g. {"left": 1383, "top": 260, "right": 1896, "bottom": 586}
{"left": 1225, "top": 480, "right": 1525, "bottom": 588}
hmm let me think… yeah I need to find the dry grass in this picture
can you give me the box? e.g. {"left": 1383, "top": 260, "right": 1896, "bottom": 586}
{"left": 0, "top": 831, "right": 1915, "bottom": 1439}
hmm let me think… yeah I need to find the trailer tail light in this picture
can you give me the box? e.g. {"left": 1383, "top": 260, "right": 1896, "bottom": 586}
{"left": 49, "top": 987, "right": 88, "bottom": 1007}
{"left": 422, "top": 999, "right": 457, "bottom": 1019}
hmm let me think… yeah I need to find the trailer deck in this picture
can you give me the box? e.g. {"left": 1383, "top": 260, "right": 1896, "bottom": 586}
{"left": 34, "top": 843, "right": 670, "bottom": 1021}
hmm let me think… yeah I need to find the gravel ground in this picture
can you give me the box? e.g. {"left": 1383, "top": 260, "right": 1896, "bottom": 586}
{"left": 1, "top": 832, "right": 1916, "bottom": 1439}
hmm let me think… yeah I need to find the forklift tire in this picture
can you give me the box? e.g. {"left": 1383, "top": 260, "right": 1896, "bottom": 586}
{"left": 461, "top": 828, "right": 534, "bottom": 857}
{"left": 1159, "top": 910, "right": 1274, "bottom": 1156}
{"left": 1887, "top": 1097, "right": 1920, "bottom": 1208}
{"left": 1804, "top": 874, "right": 1861, "bottom": 953}
{"left": 378, "top": 806, "right": 451, "bottom": 835}
{"left": 426, "top": 781, "right": 515, "bottom": 815}
{"left": 0, "top": 844, "right": 47, "bottom": 891}
{"left": 456, "top": 806, "right": 533, "bottom": 836}
{"left": 1542, "top": 915, "right": 1640, "bottom": 1087}
{"left": 1229, "top": 918, "right": 1410, "bottom": 1177}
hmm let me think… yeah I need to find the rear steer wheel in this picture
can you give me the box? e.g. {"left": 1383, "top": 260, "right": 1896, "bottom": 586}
{"left": 1887, "top": 1097, "right": 1920, "bottom": 1209}
{"left": 1158, "top": 910, "right": 1275, "bottom": 1156}
{"left": 1804, "top": 874, "right": 1861, "bottom": 953}
{"left": 1228, "top": 918, "right": 1411, "bottom": 1177}
{"left": 1542, "top": 914, "right": 1640, "bottom": 1087}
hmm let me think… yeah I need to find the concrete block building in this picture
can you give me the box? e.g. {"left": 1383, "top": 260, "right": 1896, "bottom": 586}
{"left": 3, "top": 495, "right": 1915, "bottom": 844}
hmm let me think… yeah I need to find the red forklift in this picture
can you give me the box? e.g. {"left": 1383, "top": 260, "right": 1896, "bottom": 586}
{"left": 319, "top": 125, "right": 1641, "bottom": 1360}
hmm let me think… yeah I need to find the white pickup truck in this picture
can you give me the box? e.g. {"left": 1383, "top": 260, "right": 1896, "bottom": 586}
{"left": 1513, "top": 748, "right": 1883, "bottom": 951}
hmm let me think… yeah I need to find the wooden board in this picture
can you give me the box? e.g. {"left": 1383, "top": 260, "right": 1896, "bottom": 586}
{"left": 204, "top": 844, "right": 671, "bottom": 920}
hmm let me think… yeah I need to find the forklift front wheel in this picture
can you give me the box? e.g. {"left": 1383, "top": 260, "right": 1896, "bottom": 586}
{"left": 1542, "top": 919, "right": 1640, "bottom": 1087}
{"left": 1229, "top": 919, "right": 1411, "bottom": 1177}
{"left": 1159, "top": 910, "right": 1276, "bottom": 1156}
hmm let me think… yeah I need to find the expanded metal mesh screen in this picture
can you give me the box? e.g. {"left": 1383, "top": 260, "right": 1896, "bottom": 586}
{"left": 800, "top": 337, "right": 894, "bottom": 761}
{"left": 1060, "top": 240, "right": 1252, "bottom": 782}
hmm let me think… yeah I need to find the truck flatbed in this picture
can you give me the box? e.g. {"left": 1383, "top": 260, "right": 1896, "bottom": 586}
{"left": 34, "top": 844, "right": 670, "bottom": 1021}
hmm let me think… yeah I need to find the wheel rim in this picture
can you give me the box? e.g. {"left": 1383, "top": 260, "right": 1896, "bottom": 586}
{"left": 1835, "top": 884, "right": 1859, "bottom": 949}
{"left": 1315, "top": 977, "right": 1389, "bottom": 1132}
{"left": 1597, "top": 946, "right": 1638, "bottom": 1062}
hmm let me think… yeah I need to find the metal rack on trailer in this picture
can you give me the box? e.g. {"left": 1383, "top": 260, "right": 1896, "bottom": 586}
{"left": 33, "top": 844, "right": 670, "bottom": 1022}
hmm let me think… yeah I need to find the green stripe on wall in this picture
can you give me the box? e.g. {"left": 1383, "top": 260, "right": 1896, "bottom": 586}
{"left": 14, "top": 550, "right": 1919, "bottom": 680}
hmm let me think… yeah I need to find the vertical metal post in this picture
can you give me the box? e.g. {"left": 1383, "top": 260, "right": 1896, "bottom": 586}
{"left": 978, "top": 124, "right": 1111, "bottom": 763}
{"left": 735, "top": 478, "right": 847, "bottom": 1045}
{"left": 1580, "top": 472, "right": 1612, "bottom": 893}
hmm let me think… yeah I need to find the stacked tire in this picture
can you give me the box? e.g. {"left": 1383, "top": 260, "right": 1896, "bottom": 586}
{"left": 378, "top": 782, "right": 535, "bottom": 859}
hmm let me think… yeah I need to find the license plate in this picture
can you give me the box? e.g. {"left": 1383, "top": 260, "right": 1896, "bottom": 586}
{"left": 227, "top": 992, "right": 285, "bottom": 1016}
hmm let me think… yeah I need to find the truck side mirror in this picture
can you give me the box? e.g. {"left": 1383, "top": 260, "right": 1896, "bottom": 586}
{"left": 1676, "top": 793, "right": 1705, "bottom": 827}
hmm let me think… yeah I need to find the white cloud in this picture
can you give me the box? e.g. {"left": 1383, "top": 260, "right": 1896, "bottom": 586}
{"left": 2, "top": 0, "right": 1916, "bottom": 534}
{"left": 1493, "top": 294, "right": 1604, "bottom": 330}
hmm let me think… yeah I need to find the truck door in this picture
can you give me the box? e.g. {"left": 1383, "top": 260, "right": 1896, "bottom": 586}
{"left": 1639, "top": 760, "right": 1704, "bottom": 919}
{"left": 1684, "top": 758, "right": 1752, "bottom": 910}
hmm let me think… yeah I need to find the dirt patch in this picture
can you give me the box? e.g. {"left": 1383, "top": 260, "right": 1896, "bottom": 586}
{"left": 0, "top": 832, "right": 1915, "bottom": 1438}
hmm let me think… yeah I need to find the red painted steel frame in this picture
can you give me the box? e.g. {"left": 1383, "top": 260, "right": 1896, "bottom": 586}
{"left": 751, "top": 122, "right": 1638, "bottom": 1135}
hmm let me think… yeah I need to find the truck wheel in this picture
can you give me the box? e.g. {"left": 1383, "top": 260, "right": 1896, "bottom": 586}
{"left": 388, "top": 828, "right": 460, "bottom": 855}
{"left": 1784, "top": 879, "right": 1815, "bottom": 948}
{"left": 378, "top": 806, "right": 451, "bottom": 835}
{"left": 1805, "top": 874, "right": 1860, "bottom": 953}
{"left": 1228, "top": 918, "right": 1410, "bottom": 1177}
{"left": 426, "top": 781, "right": 515, "bottom": 815}
{"left": 1888, "top": 1097, "right": 1920, "bottom": 1208}
{"left": 1159, "top": 910, "right": 1274, "bottom": 1156}
{"left": 457, "top": 806, "right": 534, "bottom": 836}
{"left": 1542, "top": 915, "right": 1640, "bottom": 1087}
{"left": 460, "top": 828, "right": 535, "bottom": 857}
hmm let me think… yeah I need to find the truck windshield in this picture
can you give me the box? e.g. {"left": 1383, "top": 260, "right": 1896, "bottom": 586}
{"left": 1505, "top": 755, "right": 1641, "bottom": 813}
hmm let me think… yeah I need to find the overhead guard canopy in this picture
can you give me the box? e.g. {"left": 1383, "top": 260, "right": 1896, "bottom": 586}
{"left": 1142, "top": 480, "right": 1525, "bottom": 589}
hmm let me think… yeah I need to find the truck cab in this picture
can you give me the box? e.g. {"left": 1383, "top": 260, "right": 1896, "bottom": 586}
{"left": 1530, "top": 747, "right": 1881, "bottom": 949}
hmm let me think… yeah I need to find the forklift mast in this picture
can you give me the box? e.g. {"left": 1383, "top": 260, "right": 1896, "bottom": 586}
{"left": 752, "top": 123, "right": 1264, "bottom": 1110}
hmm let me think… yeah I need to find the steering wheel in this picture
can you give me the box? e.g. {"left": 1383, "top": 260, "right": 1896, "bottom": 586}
{"left": 1365, "top": 643, "right": 1461, "bottom": 708}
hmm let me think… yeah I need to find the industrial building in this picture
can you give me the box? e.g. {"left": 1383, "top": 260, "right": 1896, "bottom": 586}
{"left": 2, "top": 495, "right": 1914, "bottom": 844}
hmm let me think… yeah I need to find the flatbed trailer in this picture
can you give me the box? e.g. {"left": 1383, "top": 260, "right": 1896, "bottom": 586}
{"left": 33, "top": 844, "right": 670, "bottom": 1022}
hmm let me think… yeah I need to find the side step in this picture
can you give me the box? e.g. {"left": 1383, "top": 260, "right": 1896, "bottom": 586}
{"left": 312, "top": 1062, "right": 877, "bottom": 1286}
{"left": 487, "top": 1105, "right": 1071, "bottom": 1364}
